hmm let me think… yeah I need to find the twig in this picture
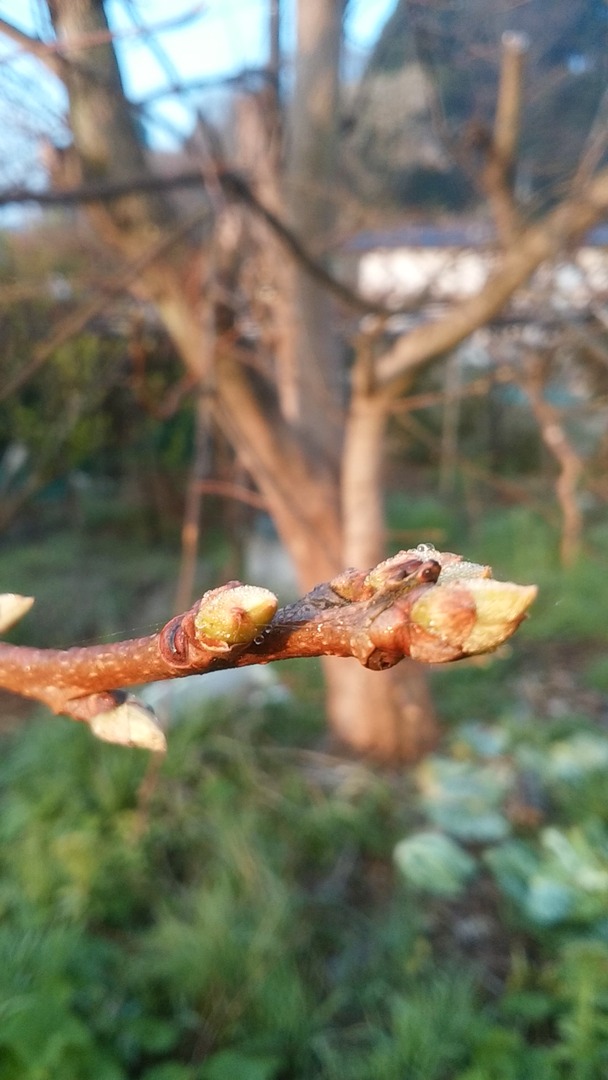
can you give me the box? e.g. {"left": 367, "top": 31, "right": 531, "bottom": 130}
{"left": 195, "top": 479, "right": 267, "bottom": 510}
{"left": 0, "top": 208, "right": 210, "bottom": 404}
{"left": 0, "top": 549, "right": 536, "bottom": 750}
{"left": 0, "top": 5, "right": 205, "bottom": 66}
{"left": 0, "top": 169, "right": 415, "bottom": 317}
{"left": 518, "top": 355, "right": 583, "bottom": 566}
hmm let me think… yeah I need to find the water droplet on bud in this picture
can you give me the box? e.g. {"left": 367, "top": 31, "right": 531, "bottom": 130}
{"left": 416, "top": 542, "right": 436, "bottom": 554}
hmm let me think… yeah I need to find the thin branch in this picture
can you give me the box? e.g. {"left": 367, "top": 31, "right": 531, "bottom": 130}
{"left": 0, "top": 168, "right": 407, "bottom": 316}
{"left": 0, "top": 549, "right": 537, "bottom": 745}
{"left": 394, "top": 410, "right": 557, "bottom": 521}
{"left": 127, "top": 327, "right": 198, "bottom": 419}
{"left": 123, "top": 0, "right": 182, "bottom": 93}
{"left": 481, "top": 31, "right": 527, "bottom": 245}
{"left": 388, "top": 369, "right": 513, "bottom": 413}
{"left": 571, "top": 82, "right": 608, "bottom": 189}
{"left": 173, "top": 394, "right": 212, "bottom": 614}
{"left": 0, "top": 15, "right": 60, "bottom": 75}
{"left": 494, "top": 34, "right": 527, "bottom": 165}
{"left": 518, "top": 355, "right": 584, "bottom": 567}
{"left": 0, "top": 4, "right": 205, "bottom": 65}
{"left": 0, "top": 5, "right": 210, "bottom": 183}
{"left": 0, "top": 207, "right": 210, "bottom": 403}
{"left": 376, "top": 165, "right": 608, "bottom": 390}
{"left": 138, "top": 68, "right": 273, "bottom": 105}
{"left": 195, "top": 479, "right": 267, "bottom": 510}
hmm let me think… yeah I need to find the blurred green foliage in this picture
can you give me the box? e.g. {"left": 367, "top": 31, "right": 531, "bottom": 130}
{"left": 0, "top": 699, "right": 479, "bottom": 1080}
{"left": 1, "top": 500, "right": 608, "bottom": 1076}
{"left": 0, "top": 281, "right": 195, "bottom": 543}
{"left": 4, "top": 668, "right": 608, "bottom": 1077}
{"left": 394, "top": 708, "right": 608, "bottom": 1079}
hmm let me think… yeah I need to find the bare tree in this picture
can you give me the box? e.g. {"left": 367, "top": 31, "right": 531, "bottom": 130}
{"left": 1, "top": 1, "right": 607, "bottom": 759}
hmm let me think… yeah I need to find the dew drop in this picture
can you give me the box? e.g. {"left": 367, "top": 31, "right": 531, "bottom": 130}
{"left": 416, "top": 542, "right": 436, "bottom": 554}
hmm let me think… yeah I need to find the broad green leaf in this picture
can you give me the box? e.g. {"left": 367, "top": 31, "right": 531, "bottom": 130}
{"left": 525, "top": 876, "right": 576, "bottom": 924}
{"left": 546, "top": 733, "right": 608, "bottom": 782}
{"left": 416, "top": 757, "right": 512, "bottom": 842}
{"left": 394, "top": 831, "right": 477, "bottom": 897}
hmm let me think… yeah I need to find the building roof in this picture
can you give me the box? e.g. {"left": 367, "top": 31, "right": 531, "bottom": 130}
{"left": 343, "top": 221, "right": 608, "bottom": 253}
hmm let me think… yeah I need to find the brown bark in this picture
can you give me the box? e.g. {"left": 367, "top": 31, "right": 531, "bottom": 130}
{"left": 5, "top": 2, "right": 608, "bottom": 761}
{"left": 279, "top": 0, "right": 439, "bottom": 758}
{"left": 48, "top": 0, "right": 169, "bottom": 239}
{"left": 0, "top": 552, "right": 536, "bottom": 754}
{"left": 214, "top": 352, "right": 342, "bottom": 589}
{"left": 520, "top": 357, "right": 583, "bottom": 567}
{"left": 231, "top": 92, "right": 299, "bottom": 423}
{"left": 333, "top": 351, "right": 439, "bottom": 760}
{"left": 481, "top": 31, "right": 528, "bottom": 245}
{"left": 323, "top": 658, "right": 440, "bottom": 762}
{"left": 285, "top": 0, "right": 345, "bottom": 466}
{"left": 377, "top": 166, "right": 608, "bottom": 389}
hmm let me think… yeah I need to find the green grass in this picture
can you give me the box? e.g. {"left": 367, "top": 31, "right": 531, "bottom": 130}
{"left": 4, "top": 693, "right": 608, "bottom": 1077}
{"left": 2, "top": 503, "right": 608, "bottom": 1076}
{"left": 0, "top": 531, "right": 179, "bottom": 647}
{"left": 0, "top": 702, "right": 479, "bottom": 1079}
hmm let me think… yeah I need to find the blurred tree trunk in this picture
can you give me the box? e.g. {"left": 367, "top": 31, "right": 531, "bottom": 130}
{"left": 270, "top": 0, "right": 439, "bottom": 758}
{"left": 285, "top": 0, "right": 345, "bottom": 466}
{"left": 327, "top": 362, "right": 438, "bottom": 759}
{"left": 36, "top": 0, "right": 450, "bottom": 760}
{"left": 35, "top": 0, "right": 608, "bottom": 759}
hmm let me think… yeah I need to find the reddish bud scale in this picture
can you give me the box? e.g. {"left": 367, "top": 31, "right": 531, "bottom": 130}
{"left": 0, "top": 549, "right": 537, "bottom": 745}
{"left": 408, "top": 585, "right": 478, "bottom": 662}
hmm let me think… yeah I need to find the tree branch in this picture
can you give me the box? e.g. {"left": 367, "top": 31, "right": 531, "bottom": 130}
{"left": 0, "top": 208, "right": 210, "bottom": 404}
{"left": 518, "top": 354, "right": 583, "bottom": 567}
{"left": 0, "top": 548, "right": 536, "bottom": 750}
{"left": 0, "top": 169, "right": 409, "bottom": 317}
{"left": 0, "top": 16, "right": 60, "bottom": 75}
{"left": 376, "top": 166, "right": 608, "bottom": 390}
{"left": 0, "top": 4, "right": 205, "bottom": 67}
{"left": 480, "top": 31, "right": 528, "bottom": 245}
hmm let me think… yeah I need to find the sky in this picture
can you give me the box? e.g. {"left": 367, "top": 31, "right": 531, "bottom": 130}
{"left": 0, "top": 0, "right": 397, "bottom": 155}
{"left": 109, "top": 0, "right": 397, "bottom": 145}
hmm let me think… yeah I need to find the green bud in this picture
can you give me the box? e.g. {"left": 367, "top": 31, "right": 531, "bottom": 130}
{"left": 194, "top": 585, "right": 278, "bottom": 646}
{"left": 459, "top": 579, "right": 538, "bottom": 655}
{"left": 409, "top": 578, "right": 537, "bottom": 659}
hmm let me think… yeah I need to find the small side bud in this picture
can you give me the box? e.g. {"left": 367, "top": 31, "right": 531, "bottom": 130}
{"left": 90, "top": 698, "right": 167, "bottom": 752}
{"left": 0, "top": 593, "right": 34, "bottom": 634}
{"left": 329, "top": 568, "right": 367, "bottom": 601}
{"left": 194, "top": 584, "right": 278, "bottom": 646}
{"left": 364, "top": 554, "right": 440, "bottom": 594}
